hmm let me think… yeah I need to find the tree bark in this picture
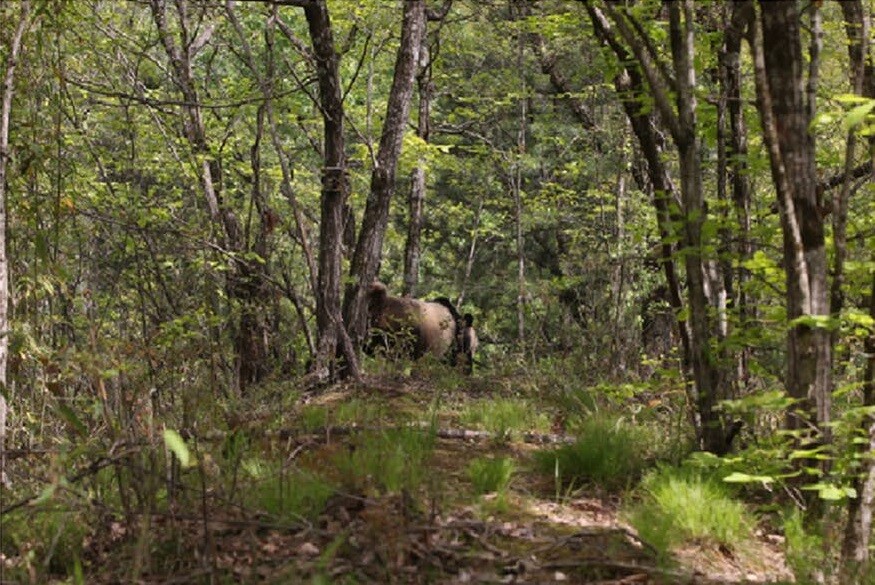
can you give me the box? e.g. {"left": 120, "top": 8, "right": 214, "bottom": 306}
{"left": 514, "top": 23, "right": 527, "bottom": 345}
{"left": 719, "top": 1, "right": 754, "bottom": 393}
{"left": 0, "top": 0, "right": 31, "bottom": 488}
{"left": 403, "top": 28, "right": 432, "bottom": 298}
{"left": 343, "top": 0, "right": 425, "bottom": 352}
{"left": 586, "top": 1, "right": 690, "bottom": 397}
{"left": 752, "top": 0, "right": 831, "bottom": 439}
{"left": 301, "top": 0, "right": 360, "bottom": 380}
{"left": 839, "top": 0, "right": 875, "bottom": 572}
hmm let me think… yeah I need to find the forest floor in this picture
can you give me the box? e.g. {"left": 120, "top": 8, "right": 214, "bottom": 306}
{"left": 6, "top": 368, "right": 795, "bottom": 584}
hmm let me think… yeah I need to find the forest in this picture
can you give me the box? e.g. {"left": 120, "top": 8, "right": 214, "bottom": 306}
{"left": 0, "top": 0, "right": 873, "bottom": 583}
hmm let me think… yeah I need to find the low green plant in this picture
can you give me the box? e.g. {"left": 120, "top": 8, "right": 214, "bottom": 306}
{"left": 247, "top": 465, "right": 335, "bottom": 522}
{"left": 467, "top": 456, "right": 515, "bottom": 495}
{"left": 0, "top": 505, "right": 87, "bottom": 581}
{"left": 335, "top": 428, "right": 435, "bottom": 494}
{"left": 299, "top": 399, "right": 386, "bottom": 432}
{"left": 625, "top": 466, "right": 754, "bottom": 561}
{"left": 780, "top": 508, "right": 850, "bottom": 584}
{"left": 459, "top": 398, "right": 551, "bottom": 440}
{"left": 534, "top": 416, "right": 650, "bottom": 490}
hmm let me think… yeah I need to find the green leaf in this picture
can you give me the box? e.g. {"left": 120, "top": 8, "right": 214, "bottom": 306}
{"left": 789, "top": 314, "right": 837, "bottom": 330}
{"left": 805, "top": 483, "right": 856, "bottom": 501}
{"left": 33, "top": 483, "right": 57, "bottom": 505}
{"left": 723, "top": 472, "right": 774, "bottom": 486}
{"left": 163, "top": 429, "right": 194, "bottom": 468}
{"left": 843, "top": 99, "right": 875, "bottom": 131}
{"left": 57, "top": 404, "right": 88, "bottom": 436}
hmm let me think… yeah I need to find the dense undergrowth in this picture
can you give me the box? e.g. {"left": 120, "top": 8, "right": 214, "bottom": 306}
{"left": 0, "top": 350, "right": 860, "bottom": 583}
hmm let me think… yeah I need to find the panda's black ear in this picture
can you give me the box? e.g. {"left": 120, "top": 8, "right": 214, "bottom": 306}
{"left": 464, "top": 313, "right": 474, "bottom": 327}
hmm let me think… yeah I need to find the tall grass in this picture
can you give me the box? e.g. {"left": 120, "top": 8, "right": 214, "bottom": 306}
{"left": 243, "top": 461, "right": 335, "bottom": 522}
{"left": 459, "top": 398, "right": 552, "bottom": 440}
{"left": 467, "top": 456, "right": 515, "bottom": 495}
{"left": 625, "top": 466, "right": 754, "bottom": 560}
{"left": 335, "top": 428, "right": 435, "bottom": 494}
{"left": 534, "top": 416, "right": 651, "bottom": 491}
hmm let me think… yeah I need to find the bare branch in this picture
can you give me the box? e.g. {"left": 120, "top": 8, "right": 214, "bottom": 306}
{"left": 426, "top": 0, "right": 453, "bottom": 22}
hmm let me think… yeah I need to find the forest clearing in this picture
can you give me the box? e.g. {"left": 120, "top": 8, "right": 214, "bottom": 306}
{"left": 0, "top": 0, "right": 873, "bottom": 583}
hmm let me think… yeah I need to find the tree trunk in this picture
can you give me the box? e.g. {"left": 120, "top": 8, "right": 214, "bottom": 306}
{"left": 151, "top": 0, "right": 273, "bottom": 393}
{"left": 669, "top": 1, "right": 732, "bottom": 454}
{"left": 343, "top": 0, "right": 425, "bottom": 351}
{"left": 720, "top": 1, "right": 754, "bottom": 393}
{"left": 839, "top": 0, "right": 875, "bottom": 572}
{"left": 514, "top": 5, "right": 527, "bottom": 345}
{"left": 403, "top": 29, "right": 431, "bottom": 298}
{"left": 302, "top": 0, "right": 360, "bottom": 380}
{"left": 586, "top": 2, "right": 691, "bottom": 401}
{"left": 596, "top": 0, "right": 733, "bottom": 453}
{"left": 0, "top": 0, "right": 31, "bottom": 488}
{"left": 456, "top": 199, "right": 483, "bottom": 307}
{"left": 753, "top": 0, "right": 831, "bottom": 440}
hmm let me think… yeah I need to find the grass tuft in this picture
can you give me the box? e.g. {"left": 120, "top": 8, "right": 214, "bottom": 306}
{"left": 467, "top": 456, "right": 515, "bottom": 495}
{"left": 534, "top": 416, "right": 650, "bottom": 491}
{"left": 248, "top": 467, "right": 335, "bottom": 522}
{"left": 335, "top": 428, "right": 435, "bottom": 494}
{"left": 459, "top": 398, "right": 552, "bottom": 440}
{"left": 625, "top": 466, "right": 754, "bottom": 560}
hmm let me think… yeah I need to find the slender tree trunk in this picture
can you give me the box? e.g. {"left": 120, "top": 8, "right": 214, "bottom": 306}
{"left": 343, "top": 0, "right": 425, "bottom": 351}
{"left": 844, "top": 270, "right": 875, "bottom": 581}
{"left": 151, "top": 0, "right": 273, "bottom": 393}
{"left": 0, "top": 0, "right": 31, "bottom": 488}
{"left": 596, "top": 0, "right": 732, "bottom": 453}
{"left": 586, "top": 2, "right": 691, "bottom": 391}
{"left": 403, "top": 29, "right": 431, "bottom": 298}
{"left": 721, "top": 1, "right": 754, "bottom": 392}
{"left": 301, "top": 0, "right": 360, "bottom": 379}
{"left": 456, "top": 199, "right": 482, "bottom": 307}
{"left": 753, "top": 0, "right": 831, "bottom": 440}
{"left": 227, "top": 1, "right": 318, "bottom": 377}
{"left": 514, "top": 9, "right": 527, "bottom": 345}
{"left": 839, "top": 0, "right": 875, "bottom": 572}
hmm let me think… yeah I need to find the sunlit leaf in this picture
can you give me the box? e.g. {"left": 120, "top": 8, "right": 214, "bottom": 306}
{"left": 163, "top": 429, "right": 194, "bottom": 468}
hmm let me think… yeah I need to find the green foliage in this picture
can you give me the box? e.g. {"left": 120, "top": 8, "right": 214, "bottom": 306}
{"left": 534, "top": 416, "right": 652, "bottom": 491}
{"left": 163, "top": 429, "right": 194, "bottom": 468}
{"left": 467, "top": 456, "right": 515, "bottom": 495}
{"left": 782, "top": 508, "right": 830, "bottom": 584}
{"left": 625, "top": 466, "right": 755, "bottom": 561}
{"left": 0, "top": 506, "right": 87, "bottom": 581}
{"left": 298, "top": 399, "right": 388, "bottom": 433}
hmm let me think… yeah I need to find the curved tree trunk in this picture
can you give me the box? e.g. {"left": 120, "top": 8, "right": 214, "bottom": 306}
{"left": 343, "top": 0, "right": 425, "bottom": 353}
{"left": 594, "top": 0, "right": 733, "bottom": 453}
